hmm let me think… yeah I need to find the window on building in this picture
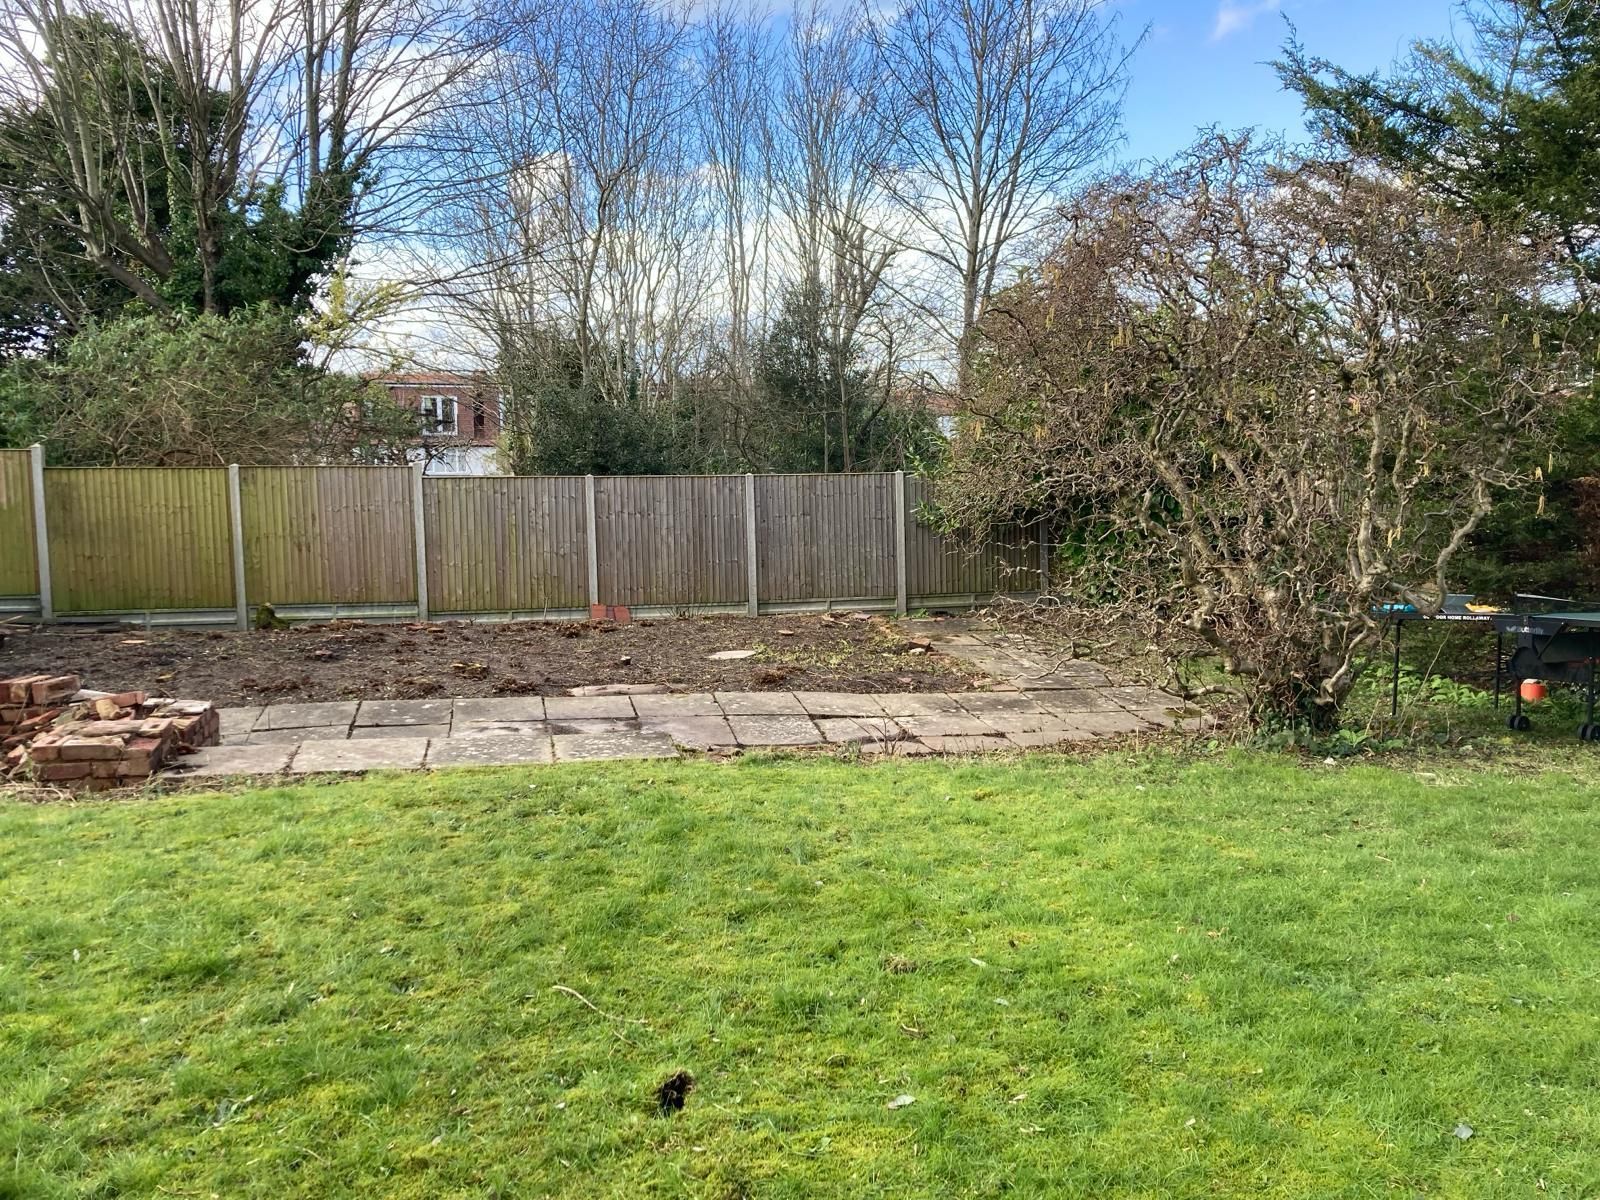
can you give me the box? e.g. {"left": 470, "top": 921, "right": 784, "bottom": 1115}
{"left": 472, "top": 400, "right": 487, "bottom": 438}
{"left": 419, "top": 394, "right": 456, "bottom": 436}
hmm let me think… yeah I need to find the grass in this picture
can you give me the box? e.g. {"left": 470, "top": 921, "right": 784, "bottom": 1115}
{"left": 3, "top": 752, "right": 1600, "bottom": 1198}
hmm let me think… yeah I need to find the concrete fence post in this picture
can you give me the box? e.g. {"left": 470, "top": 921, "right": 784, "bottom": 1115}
{"left": 411, "top": 461, "right": 430, "bottom": 622}
{"left": 744, "top": 472, "right": 759, "bottom": 616}
{"left": 28, "top": 444, "right": 52, "bottom": 622}
{"left": 584, "top": 474, "right": 600, "bottom": 608}
{"left": 227, "top": 464, "right": 248, "bottom": 630}
{"left": 1038, "top": 522, "right": 1051, "bottom": 597}
{"left": 894, "top": 469, "right": 908, "bottom": 617}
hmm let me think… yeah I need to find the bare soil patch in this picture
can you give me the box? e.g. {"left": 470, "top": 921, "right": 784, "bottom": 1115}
{"left": 0, "top": 614, "right": 977, "bottom": 708}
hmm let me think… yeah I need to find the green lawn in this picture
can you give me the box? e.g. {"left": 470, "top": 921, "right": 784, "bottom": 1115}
{"left": 3, "top": 753, "right": 1599, "bottom": 1198}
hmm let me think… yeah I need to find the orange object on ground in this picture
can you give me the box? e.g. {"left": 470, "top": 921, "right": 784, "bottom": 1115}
{"left": 1520, "top": 679, "right": 1548, "bottom": 703}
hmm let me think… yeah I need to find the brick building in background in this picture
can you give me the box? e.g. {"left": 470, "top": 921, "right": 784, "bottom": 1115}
{"left": 375, "top": 371, "right": 505, "bottom": 476}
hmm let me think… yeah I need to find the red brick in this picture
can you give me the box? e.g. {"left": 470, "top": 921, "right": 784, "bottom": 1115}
{"left": 35, "top": 762, "right": 93, "bottom": 781}
{"left": 5, "top": 676, "right": 48, "bottom": 705}
{"left": 58, "top": 736, "right": 127, "bottom": 762}
{"left": 28, "top": 676, "right": 80, "bottom": 705}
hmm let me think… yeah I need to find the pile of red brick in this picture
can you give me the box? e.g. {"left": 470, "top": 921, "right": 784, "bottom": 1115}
{"left": 2, "top": 674, "right": 220, "bottom": 790}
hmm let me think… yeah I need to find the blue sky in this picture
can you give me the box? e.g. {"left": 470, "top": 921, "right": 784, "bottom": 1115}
{"left": 1116, "top": 0, "right": 1463, "bottom": 163}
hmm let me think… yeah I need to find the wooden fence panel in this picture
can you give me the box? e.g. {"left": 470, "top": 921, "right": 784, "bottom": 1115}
{"left": 904, "top": 476, "right": 1040, "bottom": 597}
{"left": 45, "top": 468, "right": 233, "bottom": 612}
{"left": 756, "top": 473, "right": 896, "bottom": 602}
{"left": 425, "top": 476, "right": 588, "bottom": 613}
{"left": 595, "top": 475, "right": 747, "bottom": 606}
{"left": 0, "top": 450, "right": 37, "bottom": 598}
{"left": 241, "top": 467, "right": 415, "bottom": 606}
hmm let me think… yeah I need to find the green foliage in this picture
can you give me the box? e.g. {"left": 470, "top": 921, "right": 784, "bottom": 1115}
{"left": 3, "top": 754, "right": 1600, "bottom": 1195}
{"left": 749, "top": 283, "right": 939, "bottom": 473}
{"left": 0, "top": 10, "right": 357, "bottom": 354}
{"left": 0, "top": 307, "right": 416, "bottom": 465}
{"left": 496, "top": 291, "right": 941, "bottom": 476}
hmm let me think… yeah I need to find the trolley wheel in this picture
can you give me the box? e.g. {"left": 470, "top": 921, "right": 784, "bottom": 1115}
{"left": 1508, "top": 713, "right": 1533, "bottom": 732}
{"left": 1581, "top": 723, "right": 1599, "bottom": 743}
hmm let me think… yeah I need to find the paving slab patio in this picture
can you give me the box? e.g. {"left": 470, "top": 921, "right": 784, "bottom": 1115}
{"left": 172, "top": 623, "right": 1194, "bottom": 780}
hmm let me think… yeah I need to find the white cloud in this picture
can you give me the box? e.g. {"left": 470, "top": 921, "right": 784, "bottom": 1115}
{"left": 1210, "top": 0, "right": 1280, "bottom": 42}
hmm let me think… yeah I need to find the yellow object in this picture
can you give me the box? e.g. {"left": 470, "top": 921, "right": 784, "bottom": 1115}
{"left": 1465, "top": 603, "right": 1505, "bottom": 613}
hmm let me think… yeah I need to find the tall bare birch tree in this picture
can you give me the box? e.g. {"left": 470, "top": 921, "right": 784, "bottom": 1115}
{"left": 874, "top": 0, "right": 1137, "bottom": 350}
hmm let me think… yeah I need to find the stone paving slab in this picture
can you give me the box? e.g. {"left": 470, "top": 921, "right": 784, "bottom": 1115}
{"left": 427, "top": 734, "right": 553, "bottom": 767}
{"left": 547, "top": 718, "right": 640, "bottom": 735}
{"left": 631, "top": 694, "right": 724, "bottom": 718}
{"left": 291, "top": 737, "right": 431, "bottom": 773}
{"left": 544, "top": 695, "right": 636, "bottom": 721}
{"left": 355, "top": 699, "right": 454, "bottom": 727}
{"left": 1005, "top": 729, "right": 1097, "bottom": 749}
{"left": 255, "top": 701, "right": 357, "bottom": 730}
{"left": 1069, "top": 711, "right": 1157, "bottom": 736}
{"left": 921, "top": 734, "right": 1014, "bottom": 755}
{"left": 1035, "top": 690, "right": 1124, "bottom": 714}
{"left": 727, "top": 714, "right": 823, "bottom": 746}
{"left": 453, "top": 720, "right": 551, "bottom": 737}
{"left": 551, "top": 732, "right": 678, "bottom": 761}
{"left": 715, "top": 691, "right": 807, "bottom": 715}
{"left": 453, "top": 697, "right": 545, "bottom": 723}
{"left": 178, "top": 744, "right": 295, "bottom": 776}
{"left": 353, "top": 722, "right": 450, "bottom": 740}
{"left": 874, "top": 693, "right": 968, "bottom": 716}
{"left": 972, "top": 712, "right": 1086, "bottom": 735}
{"left": 815, "top": 716, "right": 904, "bottom": 744}
{"left": 792, "top": 692, "right": 889, "bottom": 718}
{"left": 219, "top": 707, "right": 262, "bottom": 739}
{"left": 247, "top": 726, "right": 349, "bottom": 744}
{"left": 955, "top": 693, "right": 1053, "bottom": 715}
{"left": 896, "top": 713, "right": 999, "bottom": 738}
{"left": 635, "top": 715, "right": 738, "bottom": 750}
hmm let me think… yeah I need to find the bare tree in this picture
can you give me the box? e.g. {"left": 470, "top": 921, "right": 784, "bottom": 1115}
{"left": 941, "top": 136, "right": 1575, "bottom": 724}
{"left": 873, "top": 0, "right": 1138, "bottom": 352}
{"left": 696, "top": 2, "right": 776, "bottom": 410}
{"left": 770, "top": 0, "right": 909, "bottom": 468}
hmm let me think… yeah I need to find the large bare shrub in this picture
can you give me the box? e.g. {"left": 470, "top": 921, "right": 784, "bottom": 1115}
{"left": 942, "top": 137, "right": 1577, "bottom": 725}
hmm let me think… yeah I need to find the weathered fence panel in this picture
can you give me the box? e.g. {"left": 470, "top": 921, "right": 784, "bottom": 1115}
{"left": 904, "top": 476, "right": 1041, "bottom": 598}
{"left": 45, "top": 468, "right": 233, "bottom": 612}
{"left": 241, "top": 467, "right": 415, "bottom": 607}
{"left": 756, "top": 473, "right": 897, "bottom": 603}
{"left": 425, "top": 476, "right": 588, "bottom": 613}
{"left": 0, "top": 450, "right": 37, "bottom": 598}
{"left": 594, "top": 475, "right": 748, "bottom": 606}
{"left": 3, "top": 464, "right": 1042, "bottom": 619}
